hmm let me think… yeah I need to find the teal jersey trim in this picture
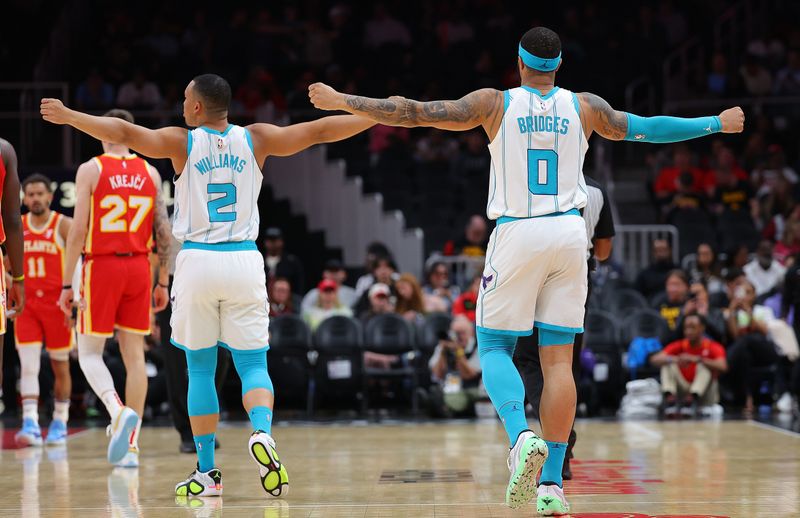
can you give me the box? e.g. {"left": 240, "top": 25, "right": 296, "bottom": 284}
{"left": 244, "top": 128, "right": 254, "bottom": 154}
{"left": 187, "top": 130, "right": 193, "bottom": 155}
{"left": 571, "top": 92, "right": 581, "bottom": 119}
{"left": 520, "top": 85, "right": 560, "bottom": 100}
{"left": 496, "top": 208, "right": 580, "bottom": 225}
{"left": 476, "top": 325, "right": 533, "bottom": 337}
{"left": 199, "top": 124, "right": 234, "bottom": 136}
{"left": 171, "top": 338, "right": 269, "bottom": 353}
{"left": 182, "top": 240, "right": 257, "bottom": 252}
{"left": 503, "top": 90, "right": 510, "bottom": 112}
{"left": 534, "top": 320, "right": 584, "bottom": 334}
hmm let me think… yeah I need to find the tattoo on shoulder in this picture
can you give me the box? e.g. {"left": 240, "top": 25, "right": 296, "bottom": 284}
{"left": 580, "top": 92, "right": 628, "bottom": 139}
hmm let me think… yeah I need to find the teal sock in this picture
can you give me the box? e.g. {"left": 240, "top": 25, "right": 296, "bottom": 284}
{"left": 194, "top": 433, "right": 216, "bottom": 472}
{"left": 540, "top": 440, "right": 567, "bottom": 487}
{"left": 248, "top": 406, "right": 273, "bottom": 434}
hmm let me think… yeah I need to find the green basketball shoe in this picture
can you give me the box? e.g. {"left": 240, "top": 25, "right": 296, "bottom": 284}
{"left": 506, "top": 430, "right": 548, "bottom": 508}
{"left": 174, "top": 465, "right": 222, "bottom": 497}
{"left": 248, "top": 431, "right": 289, "bottom": 498}
{"left": 536, "top": 484, "right": 570, "bottom": 516}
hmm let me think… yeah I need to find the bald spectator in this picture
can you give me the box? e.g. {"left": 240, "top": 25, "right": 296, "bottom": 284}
{"left": 744, "top": 240, "right": 786, "bottom": 297}
{"left": 635, "top": 239, "right": 677, "bottom": 299}
{"left": 446, "top": 215, "right": 488, "bottom": 257}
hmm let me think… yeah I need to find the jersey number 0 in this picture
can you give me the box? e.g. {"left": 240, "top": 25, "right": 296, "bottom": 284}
{"left": 527, "top": 149, "right": 559, "bottom": 196}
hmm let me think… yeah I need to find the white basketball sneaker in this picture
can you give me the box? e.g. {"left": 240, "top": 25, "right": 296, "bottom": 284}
{"left": 115, "top": 447, "right": 139, "bottom": 468}
{"left": 536, "top": 484, "right": 570, "bottom": 516}
{"left": 506, "top": 430, "right": 548, "bottom": 508}
{"left": 106, "top": 407, "right": 138, "bottom": 464}
{"left": 175, "top": 466, "right": 223, "bottom": 497}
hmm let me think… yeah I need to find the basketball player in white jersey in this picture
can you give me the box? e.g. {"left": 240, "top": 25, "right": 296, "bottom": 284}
{"left": 310, "top": 27, "right": 744, "bottom": 515}
{"left": 41, "top": 73, "right": 375, "bottom": 497}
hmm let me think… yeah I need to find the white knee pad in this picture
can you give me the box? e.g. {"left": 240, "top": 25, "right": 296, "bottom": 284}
{"left": 17, "top": 345, "right": 42, "bottom": 397}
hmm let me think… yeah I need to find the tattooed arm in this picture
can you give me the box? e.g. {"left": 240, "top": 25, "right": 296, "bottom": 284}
{"left": 309, "top": 83, "right": 504, "bottom": 136}
{"left": 578, "top": 92, "right": 744, "bottom": 142}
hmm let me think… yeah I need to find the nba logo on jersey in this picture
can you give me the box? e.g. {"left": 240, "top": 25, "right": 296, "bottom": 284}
{"left": 217, "top": 137, "right": 225, "bottom": 150}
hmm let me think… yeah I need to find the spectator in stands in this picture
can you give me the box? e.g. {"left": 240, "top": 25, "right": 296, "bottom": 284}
{"left": 664, "top": 170, "right": 706, "bottom": 220}
{"left": 422, "top": 262, "right": 459, "bottom": 313}
{"left": 744, "top": 240, "right": 786, "bottom": 297}
{"left": 652, "top": 269, "right": 690, "bottom": 331}
{"left": 678, "top": 280, "right": 727, "bottom": 343}
{"left": 722, "top": 245, "right": 750, "bottom": 278}
{"left": 712, "top": 153, "right": 757, "bottom": 219}
{"left": 354, "top": 256, "right": 398, "bottom": 315}
{"left": 363, "top": 3, "right": 411, "bottom": 49}
{"left": 453, "top": 274, "right": 480, "bottom": 323}
{"left": 75, "top": 69, "right": 115, "bottom": 110}
{"left": 445, "top": 215, "right": 488, "bottom": 257}
{"left": 782, "top": 252, "right": 800, "bottom": 338}
{"left": 689, "top": 243, "right": 725, "bottom": 296}
{"left": 725, "top": 280, "right": 781, "bottom": 414}
{"left": 268, "top": 278, "right": 297, "bottom": 317}
{"left": 302, "top": 279, "right": 353, "bottom": 331}
{"left": 775, "top": 217, "right": 800, "bottom": 265}
{"left": 302, "top": 259, "right": 357, "bottom": 312}
{"left": 354, "top": 242, "right": 393, "bottom": 298}
{"left": 635, "top": 239, "right": 677, "bottom": 299}
{"left": 427, "top": 315, "right": 482, "bottom": 417}
{"left": 414, "top": 129, "right": 459, "bottom": 165}
{"left": 116, "top": 70, "right": 162, "bottom": 109}
{"left": 650, "top": 314, "right": 727, "bottom": 418}
{"left": 774, "top": 49, "right": 800, "bottom": 96}
{"left": 653, "top": 145, "right": 712, "bottom": 206}
{"left": 739, "top": 53, "right": 773, "bottom": 96}
{"left": 358, "top": 282, "right": 395, "bottom": 326}
{"left": 263, "top": 227, "right": 305, "bottom": 295}
{"left": 450, "top": 130, "right": 491, "bottom": 179}
{"left": 394, "top": 273, "right": 426, "bottom": 323}
{"left": 753, "top": 144, "right": 799, "bottom": 197}
{"left": 706, "top": 51, "right": 733, "bottom": 97}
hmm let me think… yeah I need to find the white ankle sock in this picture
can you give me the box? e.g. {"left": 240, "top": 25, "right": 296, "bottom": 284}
{"left": 53, "top": 400, "right": 70, "bottom": 423}
{"left": 22, "top": 398, "right": 38, "bottom": 422}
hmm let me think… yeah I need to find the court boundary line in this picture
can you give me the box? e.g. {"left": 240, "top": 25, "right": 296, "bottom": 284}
{"left": 748, "top": 420, "right": 800, "bottom": 438}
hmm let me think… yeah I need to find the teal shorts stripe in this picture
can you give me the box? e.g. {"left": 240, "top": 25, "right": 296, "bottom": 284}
{"left": 496, "top": 208, "right": 580, "bottom": 226}
{"left": 182, "top": 240, "right": 257, "bottom": 252}
{"left": 476, "top": 325, "right": 533, "bottom": 337}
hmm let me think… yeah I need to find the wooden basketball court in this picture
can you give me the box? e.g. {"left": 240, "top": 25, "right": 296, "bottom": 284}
{"left": 0, "top": 419, "right": 797, "bottom": 517}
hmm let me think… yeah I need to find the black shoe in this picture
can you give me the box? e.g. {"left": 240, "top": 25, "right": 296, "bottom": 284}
{"left": 180, "top": 439, "right": 195, "bottom": 454}
{"left": 561, "top": 456, "right": 573, "bottom": 480}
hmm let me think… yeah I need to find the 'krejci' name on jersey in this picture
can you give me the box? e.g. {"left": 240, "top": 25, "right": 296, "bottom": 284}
{"left": 193, "top": 153, "right": 247, "bottom": 175}
{"left": 24, "top": 239, "right": 58, "bottom": 255}
{"left": 516, "top": 115, "right": 570, "bottom": 135}
{"left": 109, "top": 174, "right": 148, "bottom": 190}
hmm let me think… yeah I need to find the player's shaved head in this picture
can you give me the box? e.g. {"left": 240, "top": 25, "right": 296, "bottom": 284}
{"left": 191, "top": 74, "right": 231, "bottom": 118}
{"left": 520, "top": 27, "right": 561, "bottom": 64}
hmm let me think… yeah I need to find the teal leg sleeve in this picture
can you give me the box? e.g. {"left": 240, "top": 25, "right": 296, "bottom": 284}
{"left": 539, "top": 328, "right": 576, "bottom": 346}
{"left": 231, "top": 349, "right": 274, "bottom": 396}
{"left": 185, "top": 347, "right": 220, "bottom": 416}
{"left": 477, "top": 330, "right": 529, "bottom": 446}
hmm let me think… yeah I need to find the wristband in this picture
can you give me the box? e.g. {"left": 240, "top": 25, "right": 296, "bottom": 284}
{"left": 12, "top": 274, "right": 24, "bottom": 282}
{"left": 62, "top": 284, "right": 72, "bottom": 290}
{"left": 157, "top": 282, "right": 169, "bottom": 289}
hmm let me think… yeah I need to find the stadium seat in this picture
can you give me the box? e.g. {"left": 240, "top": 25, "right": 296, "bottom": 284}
{"left": 268, "top": 315, "right": 313, "bottom": 414}
{"left": 606, "top": 288, "right": 649, "bottom": 316}
{"left": 417, "top": 313, "right": 453, "bottom": 389}
{"left": 583, "top": 310, "right": 625, "bottom": 411}
{"left": 717, "top": 209, "right": 759, "bottom": 252}
{"left": 668, "top": 208, "right": 717, "bottom": 258}
{"left": 363, "top": 313, "right": 420, "bottom": 415}
{"left": 620, "top": 308, "right": 672, "bottom": 346}
{"left": 312, "top": 316, "right": 365, "bottom": 415}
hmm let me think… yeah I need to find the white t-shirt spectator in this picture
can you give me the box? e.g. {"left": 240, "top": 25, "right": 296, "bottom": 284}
{"left": 302, "top": 305, "right": 353, "bottom": 332}
{"left": 744, "top": 259, "right": 786, "bottom": 297}
{"left": 302, "top": 285, "right": 358, "bottom": 312}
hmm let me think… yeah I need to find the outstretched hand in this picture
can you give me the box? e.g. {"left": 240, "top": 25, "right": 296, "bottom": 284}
{"left": 308, "top": 83, "right": 345, "bottom": 112}
{"left": 719, "top": 107, "right": 745, "bottom": 133}
{"left": 40, "top": 98, "right": 73, "bottom": 125}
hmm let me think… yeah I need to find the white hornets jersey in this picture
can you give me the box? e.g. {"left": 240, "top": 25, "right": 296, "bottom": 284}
{"left": 486, "top": 86, "right": 588, "bottom": 219}
{"left": 173, "top": 124, "right": 262, "bottom": 243}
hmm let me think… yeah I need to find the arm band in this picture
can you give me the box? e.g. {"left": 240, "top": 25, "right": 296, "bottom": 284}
{"left": 624, "top": 113, "right": 721, "bottom": 143}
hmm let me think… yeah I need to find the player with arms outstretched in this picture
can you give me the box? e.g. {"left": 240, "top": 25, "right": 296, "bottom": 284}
{"left": 309, "top": 27, "right": 744, "bottom": 515}
{"left": 55, "top": 109, "right": 171, "bottom": 468}
{"left": 42, "top": 73, "right": 375, "bottom": 497}
{"left": 14, "top": 174, "right": 74, "bottom": 447}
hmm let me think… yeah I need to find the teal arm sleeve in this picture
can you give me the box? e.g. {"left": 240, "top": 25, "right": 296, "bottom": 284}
{"left": 624, "top": 113, "right": 722, "bottom": 143}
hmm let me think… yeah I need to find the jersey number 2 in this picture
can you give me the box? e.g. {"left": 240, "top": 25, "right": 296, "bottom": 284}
{"left": 527, "top": 149, "right": 559, "bottom": 195}
{"left": 207, "top": 183, "right": 237, "bottom": 222}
